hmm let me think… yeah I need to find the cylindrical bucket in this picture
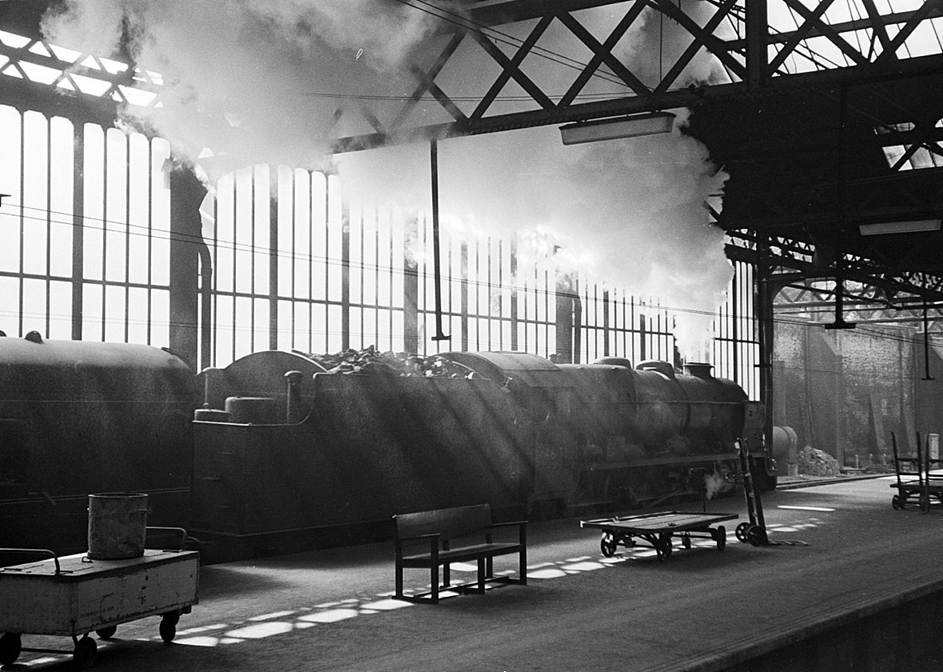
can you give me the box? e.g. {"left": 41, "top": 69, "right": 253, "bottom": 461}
{"left": 87, "top": 492, "right": 149, "bottom": 560}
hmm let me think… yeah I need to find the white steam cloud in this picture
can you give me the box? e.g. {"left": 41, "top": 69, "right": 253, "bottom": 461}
{"left": 42, "top": 1, "right": 731, "bottom": 361}
{"left": 42, "top": 0, "right": 442, "bottom": 178}
{"left": 336, "top": 117, "right": 731, "bottom": 361}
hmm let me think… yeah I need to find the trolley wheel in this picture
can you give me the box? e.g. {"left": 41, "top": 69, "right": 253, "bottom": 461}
{"left": 714, "top": 526, "right": 727, "bottom": 552}
{"left": 747, "top": 525, "right": 766, "bottom": 546}
{"left": 160, "top": 612, "right": 180, "bottom": 643}
{"left": 735, "top": 522, "right": 752, "bottom": 543}
{"left": 0, "top": 632, "right": 22, "bottom": 665}
{"left": 73, "top": 636, "right": 97, "bottom": 669}
{"left": 681, "top": 534, "right": 692, "bottom": 550}
{"left": 96, "top": 625, "right": 117, "bottom": 639}
{"left": 659, "top": 539, "right": 672, "bottom": 560}
{"left": 891, "top": 495, "right": 903, "bottom": 510}
{"left": 657, "top": 533, "right": 673, "bottom": 560}
{"left": 600, "top": 533, "right": 618, "bottom": 557}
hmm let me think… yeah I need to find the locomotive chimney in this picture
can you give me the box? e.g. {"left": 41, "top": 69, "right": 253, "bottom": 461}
{"left": 683, "top": 362, "right": 713, "bottom": 379}
{"left": 285, "top": 370, "right": 305, "bottom": 423}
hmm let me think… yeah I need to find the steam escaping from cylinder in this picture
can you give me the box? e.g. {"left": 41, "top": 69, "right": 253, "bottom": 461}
{"left": 703, "top": 471, "right": 727, "bottom": 501}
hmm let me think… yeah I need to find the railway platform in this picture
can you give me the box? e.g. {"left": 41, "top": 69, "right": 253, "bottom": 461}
{"left": 6, "top": 476, "right": 943, "bottom": 671}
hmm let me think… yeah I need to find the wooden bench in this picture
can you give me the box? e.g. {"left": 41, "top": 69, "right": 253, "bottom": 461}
{"left": 393, "top": 503, "right": 527, "bottom": 603}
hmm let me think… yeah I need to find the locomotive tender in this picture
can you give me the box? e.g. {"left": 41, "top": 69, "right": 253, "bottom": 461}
{"left": 0, "top": 337, "right": 772, "bottom": 560}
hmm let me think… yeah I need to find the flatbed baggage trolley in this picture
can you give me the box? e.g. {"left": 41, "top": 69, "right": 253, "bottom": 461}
{"left": 0, "top": 544, "right": 199, "bottom": 668}
{"left": 581, "top": 511, "right": 738, "bottom": 560}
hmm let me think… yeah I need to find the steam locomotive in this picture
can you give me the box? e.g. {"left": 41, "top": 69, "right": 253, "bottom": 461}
{"left": 0, "top": 336, "right": 773, "bottom": 561}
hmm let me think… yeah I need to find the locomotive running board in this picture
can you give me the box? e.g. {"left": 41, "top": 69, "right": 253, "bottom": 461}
{"left": 582, "top": 452, "right": 740, "bottom": 471}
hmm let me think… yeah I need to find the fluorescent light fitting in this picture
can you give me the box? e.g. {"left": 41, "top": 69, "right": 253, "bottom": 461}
{"left": 858, "top": 219, "right": 941, "bottom": 236}
{"left": 560, "top": 112, "right": 675, "bottom": 145}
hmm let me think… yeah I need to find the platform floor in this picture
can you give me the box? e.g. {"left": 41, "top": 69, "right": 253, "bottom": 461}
{"left": 7, "top": 476, "right": 943, "bottom": 671}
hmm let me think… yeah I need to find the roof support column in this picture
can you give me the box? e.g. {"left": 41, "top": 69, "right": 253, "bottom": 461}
{"left": 169, "top": 165, "right": 206, "bottom": 370}
{"left": 755, "top": 233, "right": 779, "bottom": 462}
{"left": 746, "top": 0, "right": 768, "bottom": 89}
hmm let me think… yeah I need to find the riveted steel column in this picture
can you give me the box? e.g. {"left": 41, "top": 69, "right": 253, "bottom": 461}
{"left": 746, "top": 0, "right": 768, "bottom": 89}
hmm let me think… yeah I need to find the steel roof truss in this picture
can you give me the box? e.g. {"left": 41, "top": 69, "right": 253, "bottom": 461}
{"left": 652, "top": 0, "right": 747, "bottom": 92}
{"left": 860, "top": 0, "right": 893, "bottom": 55}
{"left": 467, "top": 24, "right": 555, "bottom": 111}
{"left": 556, "top": 11, "right": 651, "bottom": 96}
{"left": 471, "top": 14, "right": 553, "bottom": 119}
{"left": 875, "top": 0, "right": 939, "bottom": 64}
{"left": 781, "top": 0, "right": 869, "bottom": 68}
{"left": 556, "top": 1, "right": 646, "bottom": 107}
{"left": 390, "top": 30, "right": 466, "bottom": 132}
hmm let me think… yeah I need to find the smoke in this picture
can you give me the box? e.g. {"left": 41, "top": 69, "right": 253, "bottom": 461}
{"left": 41, "top": 2, "right": 731, "bottom": 360}
{"left": 41, "top": 0, "right": 444, "bottom": 181}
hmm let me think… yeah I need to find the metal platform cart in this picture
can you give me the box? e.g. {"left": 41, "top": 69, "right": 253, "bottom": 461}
{"left": 581, "top": 511, "right": 738, "bottom": 560}
{"left": 890, "top": 431, "right": 943, "bottom": 512}
{"left": 0, "top": 531, "right": 198, "bottom": 668}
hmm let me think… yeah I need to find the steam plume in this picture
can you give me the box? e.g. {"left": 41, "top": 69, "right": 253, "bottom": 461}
{"left": 42, "top": 2, "right": 732, "bottom": 360}
{"left": 336, "top": 116, "right": 731, "bottom": 360}
{"left": 41, "top": 0, "right": 443, "bottom": 179}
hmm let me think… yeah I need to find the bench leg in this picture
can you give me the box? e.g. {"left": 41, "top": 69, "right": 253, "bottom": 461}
{"left": 477, "top": 557, "right": 486, "bottom": 594}
{"left": 519, "top": 548, "right": 527, "bottom": 585}
{"left": 485, "top": 557, "right": 493, "bottom": 578}
{"left": 443, "top": 562, "right": 450, "bottom": 588}
{"left": 395, "top": 562, "right": 403, "bottom": 598}
{"left": 431, "top": 564, "right": 439, "bottom": 604}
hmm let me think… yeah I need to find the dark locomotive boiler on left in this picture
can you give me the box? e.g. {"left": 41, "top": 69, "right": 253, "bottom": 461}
{"left": 0, "top": 335, "right": 196, "bottom": 554}
{"left": 0, "top": 336, "right": 774, "bottom": 560}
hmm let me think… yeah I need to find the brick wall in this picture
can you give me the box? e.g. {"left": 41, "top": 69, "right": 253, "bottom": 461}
{"left": 771, "top": 321, "right": 939, "bottom": 469}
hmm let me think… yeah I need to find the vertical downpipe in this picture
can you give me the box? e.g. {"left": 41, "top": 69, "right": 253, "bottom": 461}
{"left": 430, "top": 138, "right": 450, "bottom": 342}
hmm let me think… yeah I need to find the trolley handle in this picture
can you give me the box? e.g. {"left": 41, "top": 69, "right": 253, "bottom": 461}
{"left": 0, "top": 547, "right": 61, "bottom": 574}
{"left": 145, "top": 526, "right": 189, "bottom": 551}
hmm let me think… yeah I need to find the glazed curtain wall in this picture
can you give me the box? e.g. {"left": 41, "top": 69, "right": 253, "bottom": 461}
{"left": 0, "top": 105, "right": 172, "bottom": 345}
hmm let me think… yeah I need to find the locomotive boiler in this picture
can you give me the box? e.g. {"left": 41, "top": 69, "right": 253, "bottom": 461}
{"left": 0, "top": 335, "right": 197, "bottom": 555}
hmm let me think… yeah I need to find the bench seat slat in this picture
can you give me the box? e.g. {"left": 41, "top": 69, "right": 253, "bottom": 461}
{"left": 400, "top": 542, "right": 522, "bottom": 566}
